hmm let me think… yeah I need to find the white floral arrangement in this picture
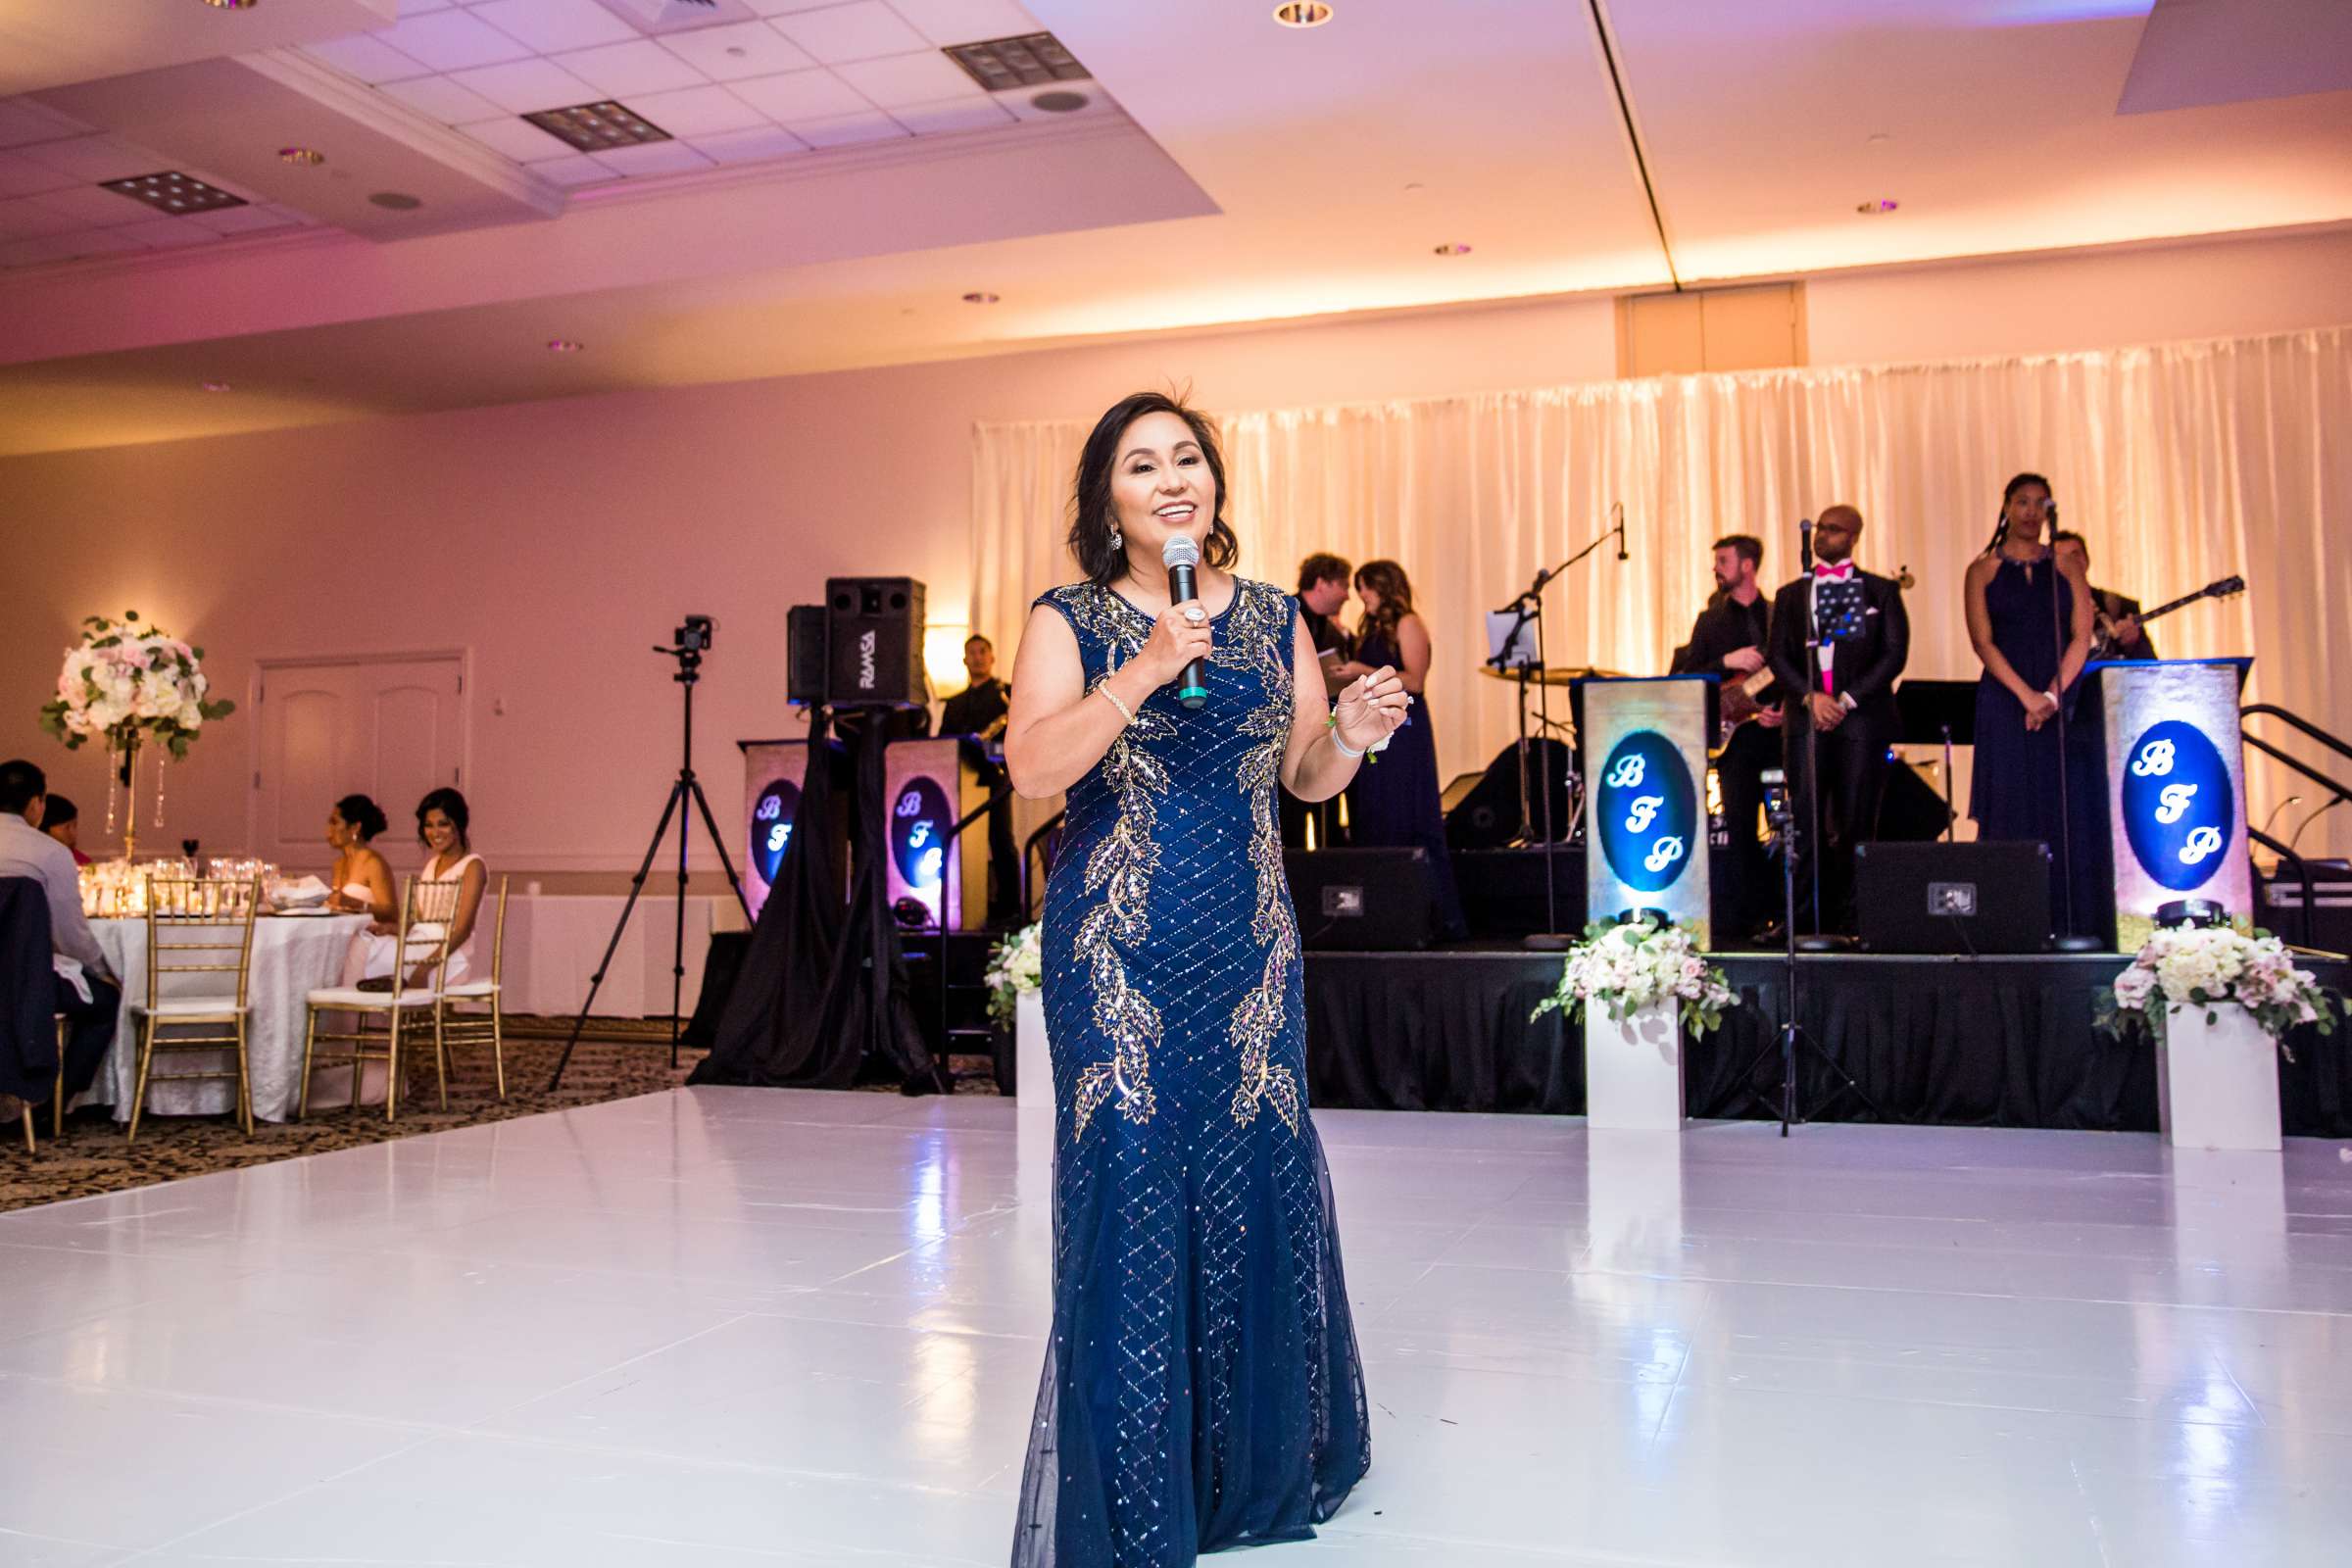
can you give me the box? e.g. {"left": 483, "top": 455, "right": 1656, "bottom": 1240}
{"left": 1530, "top": 916, "right": 1738, "bottom": 1034}
{"left": 39, "top": 611, "right": 234, "bottom": 761}
{"left": 986, "top": 922, "right": 1044, "bottom": 1027}
{"left": 2097, "top": 923, "right": 2339, "bottom": 1056}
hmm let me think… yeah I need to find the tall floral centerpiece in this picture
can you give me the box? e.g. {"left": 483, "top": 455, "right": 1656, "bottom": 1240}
{"left": 1532, "top": 916, "right": 1736, "bottom": 1130}
{"left": 2097, "top": 923, "right": 2339, "bottom": 1151}
{"left": 38, "top": 612, "right": 235, "bottom": 860}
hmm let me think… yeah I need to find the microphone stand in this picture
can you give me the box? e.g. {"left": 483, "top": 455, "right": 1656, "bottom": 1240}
{"left": 2041, "top": 515, "right": 2099, "bottom": 951}
{"left": 1492, "top": 512, "right": 1627, "bottom": 950}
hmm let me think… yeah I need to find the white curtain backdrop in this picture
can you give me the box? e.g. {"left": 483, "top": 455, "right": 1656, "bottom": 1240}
{"left": 973, "top": 325, "right": 2352, "bottom": 857}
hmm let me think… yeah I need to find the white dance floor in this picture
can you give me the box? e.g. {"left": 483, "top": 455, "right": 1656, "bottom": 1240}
{"left": 4, "top": 1090, "right": 2349, "bottom": 1567}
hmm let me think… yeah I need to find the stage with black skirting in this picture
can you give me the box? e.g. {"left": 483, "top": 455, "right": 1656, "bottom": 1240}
{"left": 1301, "top": 947, "right": 2352, "bottom": 1138}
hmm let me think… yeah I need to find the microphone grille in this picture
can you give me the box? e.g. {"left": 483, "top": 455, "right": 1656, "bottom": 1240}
{"left": 1161, "top": 534, "right": 1200, "bottom": 567}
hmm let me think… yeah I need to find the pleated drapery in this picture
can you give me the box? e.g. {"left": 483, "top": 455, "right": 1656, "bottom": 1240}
{"left": 974, "top": 326, "right": 2352, "bottom": 856}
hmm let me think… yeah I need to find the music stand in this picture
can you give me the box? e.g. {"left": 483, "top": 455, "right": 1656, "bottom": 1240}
{"left": 1893, "top": 680, "right": 1977, "bottom": 842}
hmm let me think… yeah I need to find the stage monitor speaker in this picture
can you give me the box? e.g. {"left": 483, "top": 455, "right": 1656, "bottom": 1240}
{"left": 1446, "top": 738, "right": 1573, "bottom": 851}
{"left": 1855, "top": 841, "right": 2051, "bottom": 954}
{"left": 1284, "top": 849, "right": 1438, "bottom": 951}
{"left": 825, "top": 576, "right": 926, "bottom": 709}
{"left": 883, "top": 738, "right": 984, "bottom": 932}
{"left": 786, "top": 606, "right": 827, "bottom": 706}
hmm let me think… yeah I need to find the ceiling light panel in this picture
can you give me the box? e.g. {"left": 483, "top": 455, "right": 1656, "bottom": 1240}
{"left": 101, "top": 172, "right": 249, "bottom": 216}
{"left": 945, "top": 33, "right": 1090, "bottom": 92}
{"left": 523, "top": 102, "right": 676, "bottom": 152}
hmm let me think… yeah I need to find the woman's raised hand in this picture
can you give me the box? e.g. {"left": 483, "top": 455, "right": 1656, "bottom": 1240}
{"left": 1334, "top": 664, "right": 1410, "bottom": 753}
{"left": 1140, "top": 601, "right": 1214, "bottom": 688}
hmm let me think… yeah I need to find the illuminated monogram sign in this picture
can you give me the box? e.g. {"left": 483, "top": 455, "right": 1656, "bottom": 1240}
{"left": 751, "top": 781, "right": 802, "bottom": 888}
{"left": 892, "top": 777, "right": 952, "bottom": 891}
{"left": 1594, "top": 730, "right": 1698, "bottom": 895}
{"left": 2119, "top": 719, "right": 2234, "bottom": 893}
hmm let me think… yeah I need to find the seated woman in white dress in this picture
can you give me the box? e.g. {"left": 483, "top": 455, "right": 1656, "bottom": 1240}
{"left": 356, "top": 788, "right": 487, "bottom": 989}
{"left": 324, "top": 794, "right": 396, "bottom": 920}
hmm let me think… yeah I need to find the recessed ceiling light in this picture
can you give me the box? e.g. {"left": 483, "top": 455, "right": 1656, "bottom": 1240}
{"left": 547, "top": 339, "right": 583, "bottom": 353}
{"left": 1433, "top": 242, "right": 1472, "bottom": 256}
{"left": 1030, "top": 89, "right": 1088, "bottom": 113}
{"left": 277, "top": 146, "right": 324, "bottom": 166}
{"left": 368, "top": 191, "right": 422, "bottom": 210}
{"left": 1856, "top": 198, "right": 1899, "bottom": 214}
{"left": 1275, "top": 2, "right": 1335, "bottom": 26}
{"left": 200, "top": 380, "right": 232, "bottom": 393}
{"left": 201, "top": 0, "right": 260, "bottom": 10}
{"left": 101, "top": 172, "right": 248, "bottom": 216}
{"left": 945, "top": 32, "right": 1089, "bottom": 92}
{"left": 525, "top": 101, "right": 673, "bottom": 153}
{"left": 961, "top": 291, "right": 1000, "bottom": 305}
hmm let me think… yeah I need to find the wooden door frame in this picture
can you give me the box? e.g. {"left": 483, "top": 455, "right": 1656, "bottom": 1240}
{"left": 245, "top": 648, "right": 473, "bottom": 863}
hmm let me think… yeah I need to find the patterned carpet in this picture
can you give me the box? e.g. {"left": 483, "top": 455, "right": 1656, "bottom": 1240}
{"left": 3, "top": 1018, "right": 1001, "bottom": 1212}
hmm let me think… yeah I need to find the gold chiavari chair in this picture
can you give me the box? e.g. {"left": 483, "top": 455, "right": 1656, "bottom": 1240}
{"left": 299, "top": 875, "right": 459, "bottom": 1121}
{"left": 126, "top": 875, "right": 263, "bottom": 1144}
{"left": 435, "top": 874, "right": 509, "bottom": 1101}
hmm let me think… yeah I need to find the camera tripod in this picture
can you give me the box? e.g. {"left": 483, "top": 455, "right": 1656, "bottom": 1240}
{"left": 547, "top": 618, "right": 752, "bottom": 1091}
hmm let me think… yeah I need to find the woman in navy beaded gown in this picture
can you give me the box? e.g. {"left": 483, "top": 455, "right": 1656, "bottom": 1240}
{"left": 1002, "top": 393, "right": 1394, "bottom": 1566}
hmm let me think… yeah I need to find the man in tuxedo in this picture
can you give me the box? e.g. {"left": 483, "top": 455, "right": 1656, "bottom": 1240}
{"left": 1766, "top": 506, "right": 1910, "bottom": 935}
{"left": 1284, "top": 554, "right": 1355, "bottom": 850}
{"left": 940, "top": 636, "right": 1018, "bottom": 920}
{"left": 2052, "top": 532, "right": 2156, "bottom": 660}
{"left": 1671, "top": 534, "right": 1781, "bottom": 938}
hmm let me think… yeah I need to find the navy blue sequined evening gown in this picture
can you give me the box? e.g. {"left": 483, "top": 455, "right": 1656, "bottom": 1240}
{"left": 1012, "top": 578, "right": 1370, "bottom": 1568}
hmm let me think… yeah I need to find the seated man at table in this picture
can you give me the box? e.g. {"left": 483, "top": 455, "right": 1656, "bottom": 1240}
{"left": 0, "top": 760, "right": 120, "bottom": 1118}
{"left": 40, "top": 793, "right": 93, "bottom": 866}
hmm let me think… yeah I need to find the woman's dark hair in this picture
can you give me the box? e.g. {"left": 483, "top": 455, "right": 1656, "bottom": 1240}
{"left": 1985, "top": 470, "right": 2053, "bottom": 556}
{"left": 1354, "top": 560, "right": 1417, "bottom": 649}
{"left": 40, "top": 792, "right": 77, "bottom": 828}
{"left": 334, "top": 793, "right": 388, "bottom": 843}
{"left": 416, "top": 787, "right": 470, "bottom": 850}
{"left": 1067, "top": 391, "right": 1239, "bottom": 588}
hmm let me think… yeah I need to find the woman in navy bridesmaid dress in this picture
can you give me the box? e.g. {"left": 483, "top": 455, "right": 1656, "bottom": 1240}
{"left": 1964, "top": 472, "right": 2104, "bottom": 936}
{"left": 1001, "top": 393, "right": 1394, "bottom": 1566}
{"left": 1334, "top": 561, "right": 1467, "bottom": 940}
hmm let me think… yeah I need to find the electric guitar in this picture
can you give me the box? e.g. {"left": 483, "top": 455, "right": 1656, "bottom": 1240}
{"left": 2090, "top": 574, "right": 2244, "bottom": 660}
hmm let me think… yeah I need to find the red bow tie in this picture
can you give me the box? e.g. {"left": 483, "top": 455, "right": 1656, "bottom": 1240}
{"left": 1813, "top": 562, "right": 1854, "bottom": 581}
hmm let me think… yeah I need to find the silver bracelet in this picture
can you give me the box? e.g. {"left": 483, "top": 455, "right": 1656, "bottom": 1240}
{"left": 1330, "top": 727, "right": 1366, "bottom": 760}
{"left": 1097, "top": 685, "right": 1136, "bottom": 726}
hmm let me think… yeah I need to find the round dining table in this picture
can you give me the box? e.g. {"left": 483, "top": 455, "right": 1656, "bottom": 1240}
{"left": 81, "top": 911, "right": 371, "bottom": 1123}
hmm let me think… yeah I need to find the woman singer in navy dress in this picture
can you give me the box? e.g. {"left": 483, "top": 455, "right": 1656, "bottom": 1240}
{"left": 1334, "top": 560, "right": 1467, "bottom": 939}
{"left": 1002, "top": 392, "right": 1395, "bottom": 1566}
{"left": 1964, "top": 471, "right": 2104, "bottom": 935}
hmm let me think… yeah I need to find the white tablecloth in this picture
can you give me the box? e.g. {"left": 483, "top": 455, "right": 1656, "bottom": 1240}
{"left": 86, "top": 913, "right": 370, "bottom": 1123}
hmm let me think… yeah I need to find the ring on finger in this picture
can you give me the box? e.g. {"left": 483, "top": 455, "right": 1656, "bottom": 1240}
{"left": 1183, "top": 606, "right": 1205, "bottom": 624}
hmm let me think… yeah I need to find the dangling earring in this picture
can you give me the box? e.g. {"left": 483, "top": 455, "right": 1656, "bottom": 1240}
{"left": 1107, "top": 518, "right": 1124, "bottom": 550}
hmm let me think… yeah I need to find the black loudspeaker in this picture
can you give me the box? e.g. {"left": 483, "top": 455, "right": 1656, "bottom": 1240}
{"left": 1455, "top": 845, "right": 1588, "bottom": 938}
{"left": 825, "top": 577, "right": 926, "bottom": 709}
{"left": 1284, "top": 849, "right": 1439, "bottom": 951}
{"left": 787, "top": 606, "right": 827, "bottom": 706}
{"left": 1875, "top": 757, "right": 1954, "bottom": 841}
{"left": 1854, "top": 841, "right": 2052, "bottom": 954}
{"left": 1446, "top": 738, "right": 1574, "bottom": 850}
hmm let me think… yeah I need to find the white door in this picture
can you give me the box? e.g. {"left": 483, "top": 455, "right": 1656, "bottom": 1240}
{"left": 254, "top": 656, "right": 466, "bottom": 868}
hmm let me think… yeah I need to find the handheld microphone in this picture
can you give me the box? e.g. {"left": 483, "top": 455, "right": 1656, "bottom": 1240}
{"left": 2045, "top": 499, "right": 2059, "bottom": 526}
{"left": 1798, "top": 517, "right": 1814, "bottom": 572}
{"left": 1163, "top": 533, "right": 1208, "bottom": 710}
{"left": 1612, "top": 501, "right": 1627, "bottom": 561}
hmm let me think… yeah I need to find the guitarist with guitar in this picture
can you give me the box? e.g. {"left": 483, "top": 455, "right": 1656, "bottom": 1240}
{"left": 2054, "top": 531, "right": 2246, "bottom": 662}
{"left": 1671, "top": 534, "right": 1783, "bottom": 938}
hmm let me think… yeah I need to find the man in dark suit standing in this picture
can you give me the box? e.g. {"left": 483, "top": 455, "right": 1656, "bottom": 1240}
{"left": 1284, "top": 554, "right": 1355, "bottom": 850}
{"left": 1767, "top": 506, "right": 1909, "bottom": 935}
{"left": 940, "top": 635, "right": 1018, "bottom": 921}
{"left": 1671, "top": 534, "right": 1782, "bottom": 938}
